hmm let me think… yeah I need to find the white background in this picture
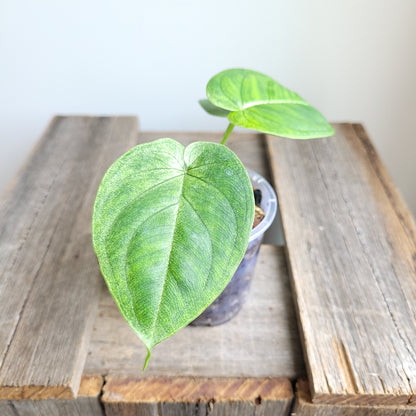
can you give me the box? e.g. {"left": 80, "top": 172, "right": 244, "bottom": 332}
{"left": 1, "top": 0, "right": 415, "bottom": 215}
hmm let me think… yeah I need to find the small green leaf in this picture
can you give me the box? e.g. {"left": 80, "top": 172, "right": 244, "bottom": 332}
{"left": 92, "top": 138, "right": 254, "bottom": 364}
{"left": 199, "top": 99, "right": 230, "bottom": 117}
{"left": 206, "top": 68, "right": 334, "bottom": 139}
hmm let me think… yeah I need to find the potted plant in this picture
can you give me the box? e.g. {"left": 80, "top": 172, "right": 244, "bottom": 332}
{"left": 92, "top": 68, "right": 334, "bottom": 370}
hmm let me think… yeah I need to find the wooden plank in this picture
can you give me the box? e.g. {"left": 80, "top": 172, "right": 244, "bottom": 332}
{"left": 294, "top": 379, "right": 416, "bottom": 415}
{"left": 266, "top": 123, "right": 416, "bottom": 406}
{"left": 0, "top": 116, "right": 138, "bottom": 399}
{"left": 102, "top": 376, "right": 293, "bottom": 416}
{"left": 84, "top": 245, "right": 305, "bottom": 379}
{"left": 0, "top": 375, "right": 104, "bottom": 416}
{"left": 351, "top": 124, "right": 416, "bottom": 245}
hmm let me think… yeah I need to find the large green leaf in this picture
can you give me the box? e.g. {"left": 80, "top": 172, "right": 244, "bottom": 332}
{"left": 92, "top": 138, "right": 254, "bottom": 368}
{"left": 205, "top": 68, "right": 334, "bottom": 139}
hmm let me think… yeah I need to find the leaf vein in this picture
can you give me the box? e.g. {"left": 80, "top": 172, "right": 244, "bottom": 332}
{"left": 148, "top": 171, "right": 186, "bottom": 342}
{"left": 187, "top": 161, "right": 230, "bottom": 171}
{"left": 241, "top": 99, "right": 308, "bottom": 109}
{"left": 101, "top": 174, "right": 184, "bottom": 341}
{"left": 185, "top": 172, "right": 241, "bottom": 228}
{"left": 185, "top": 172, "right": 240, "bottom": 291}
{"left": 181, "top": 195, "right": 213, "bottom": 290}
{"left": 104, "top": 173, "right": 184, "bottom": 242}
{"left": 106, "top": 201, "right": 179, "bottom": 335}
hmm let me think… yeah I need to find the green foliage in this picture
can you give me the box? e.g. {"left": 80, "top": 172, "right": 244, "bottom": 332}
{"left": 201, "top": 68, "right": 334, "bottom": 139}
{"left": 93, "top": 68, "right": 334, "bottom": 370}
{"left": 92, "top": 139, "right": 254, "bottom": 369}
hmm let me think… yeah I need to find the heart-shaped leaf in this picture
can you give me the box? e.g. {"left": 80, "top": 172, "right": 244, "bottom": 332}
{"left": 205, "top": 68, "right": 334, "bottom": 139}
{"left": 92, "top": 138, "right": 254, "bottom": 368}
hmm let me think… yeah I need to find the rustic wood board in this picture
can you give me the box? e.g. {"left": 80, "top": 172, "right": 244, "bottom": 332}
{"left": 102, "top": 376, "right": 293, "bottom": 416}
{"left": 266, "top": 123, "right": 416, "bottom": 406}
{"left": 0, "top": 375, "right": 104, "bottom": 416}
{"left": 84, "top": 245, "right": 305, "bottom": 379}
{"left": 0, "top": 116, "right": 138, "bottom": 399}
{"left": 294, "top": 379, "right": 416, "bottom": 415}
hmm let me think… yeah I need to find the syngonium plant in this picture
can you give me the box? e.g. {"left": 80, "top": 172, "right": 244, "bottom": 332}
{"left": 92, "top": 68, "right": 334, "bottom": 370}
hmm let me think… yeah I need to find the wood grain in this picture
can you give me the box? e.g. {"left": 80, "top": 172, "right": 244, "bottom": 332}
{"left": 266, "top": 123, "right": 416, "bottom": 406}
{"left": 0, "top": 116, "right": 138, "bottom": 399}
{"left": 351, "top": 123, "right": 416, "bottom": 245}
{"left": 0, "top": 375, "right": 104, "bottom": 416}
{"left": 84, "top": 244, "right": 305, "bottom": 379}
{"left": 3, "top": 121, "right": 414, "bottom": 413}
{"left": 102, "top": 376, "right": 293, "bottom": 416}
{"left": 294, "top": 379, "right": 416, "bottom": 415}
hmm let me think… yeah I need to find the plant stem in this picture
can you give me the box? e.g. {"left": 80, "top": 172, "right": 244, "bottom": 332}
{"left": 221, "top": 123, "right": 235, "bottom": 145}
{"left": 143, "top": 349, "right": 151, "bottom": 371}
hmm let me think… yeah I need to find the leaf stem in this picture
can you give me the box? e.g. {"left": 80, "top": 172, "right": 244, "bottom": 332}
{"left": 221, "top": 123, "right": 235, "bottom": 145}
{"left": 143, "top": 348, "right": 151, "bottom": 371}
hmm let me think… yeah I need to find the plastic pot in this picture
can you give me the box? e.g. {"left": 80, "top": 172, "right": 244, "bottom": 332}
{"left": 190, "top": 168, "right": 278, "bottom": 326}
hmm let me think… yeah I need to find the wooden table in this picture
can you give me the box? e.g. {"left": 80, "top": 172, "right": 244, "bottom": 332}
{"left": 0, "top": 116, "right": 415, "bottom": 415}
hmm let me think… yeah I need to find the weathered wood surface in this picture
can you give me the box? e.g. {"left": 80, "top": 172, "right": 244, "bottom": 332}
{"left": 85, "top": 244, "right": 305, "bottom": 379}
{"left": 102, "top": 376, "right": 293, "bottom": 416}
{"left": 0, "top": 375, "right": 104, "bottom": 416}
{"left": 4, "top": 119, "right": 413, "bottom": 413}
{"left": 293, "top": 379, "right": 416, "bottom": 415}
{"left": 267, "top": 123, "right": 416, "bottom": 406}
{"left": 0, "top": 116, "right": 138, "bottom": 399}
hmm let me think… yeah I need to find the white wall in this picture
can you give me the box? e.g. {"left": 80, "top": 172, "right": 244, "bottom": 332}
{"left": 1, "top": 0, "right": 415, "bottom": 215}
